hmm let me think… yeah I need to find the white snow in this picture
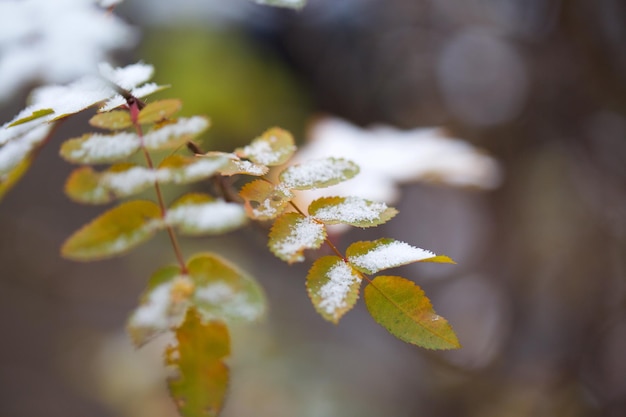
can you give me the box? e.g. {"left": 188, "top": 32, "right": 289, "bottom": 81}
{"left": 0, "top": 124, "right": 51, "bottom": 175}
{"left": 70, "top": 132, "right": 139, "bottom": 163}
{"left": 166, "top": 200, "right": 247, "bottom": 233}
{"left": 195, "top": 282, "right": 261, "bottom": 321}
{"left": 143, "top": 116, "right": 208, "bottom": 149}
{"left": 318, "top": 260, "right": 360, "bottom": 315}
{"left": 177, "top": 157, "right": 226, "bottom": 181}
{"left": 273, "top": 216, "right": 325, "bottom": 262}
{"left": 102, "top": 166, "right": 161, "bottom": 195}
{"left": 311, "top": 196, "right": 389, "bottom": 224}
{"left": 229, "top": 159, "right": 268, "bottom": 176}
{"left": 280, "top": 158, "right": 357, "bottom": 190}
{"left": 240, "top": 134, "right": 294, "bottom": 165}
{"left": 348, "top": 241, "right": 436, "bottom": 273}
{"left": 130, "top": 282, "right": 174, "bottom": 328}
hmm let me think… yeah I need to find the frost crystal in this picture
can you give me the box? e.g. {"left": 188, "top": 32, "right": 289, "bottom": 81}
{"left": 0, "top": 124, "right": 51, "bottom": 175}
{"left": 195, "top": 282, "right": 261, "bottom": 321}
{"left": 312, "top": 197, "right": 388, "bottom": 223}
{"left": 166, "top": 201, "right": 246, "bottom": 233}
{"left": 349, "top": 241, "right": 436, "bottom": 273}
{"left": 71, "top": 132, "right": 139, "bottom": 163}
{"left": 281, "top": 158, "right": 356, "bottom": 190}
{"left": 143, "top": 117, "right": 208, "bottom": 149}
{"left": 274, "top": 216, "right": 324, "bottom": 262}
{"left": 103, "top": 167, "right": 162, "bottom": 195}
{"left": 318, "top": 261, "right": 360, "bottom": 314}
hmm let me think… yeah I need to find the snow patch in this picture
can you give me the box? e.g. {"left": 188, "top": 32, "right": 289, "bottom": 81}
{"left": 312, "top": 197, "right": 389, "bottom": 223}
{"left": 274, "top": 216, "right": 324, "bottom": 262}
{"left": 318, "top": 261, "right": 360, "bottom": 315}
{"left": 349, "top": 241, "right": 436, "bottom": 273}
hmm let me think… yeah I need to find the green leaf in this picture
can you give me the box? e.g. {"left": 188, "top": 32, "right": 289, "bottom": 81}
{"left": 166, "top": 193, "right": 247, "bottom": 236}
{"left": 0, "top": 156, "right": 33, "bottom": 201}
{"left": 59, "top": 132, "right": 140, "bottom": 164}
{"left": 89, "top": 110, "right": 132, "bottom": 130}
{"left": 364, "top": 276, "right": 460, "bottom": 350}
{"left": 308, "top": 196, "right": 398, "bottom": 227}
{"left": 239, "top": 179, "right": 293, "bottom": 220}
{"left": 188, "top": 253, "right": 266, "bottom": 322}
{"left": 346, "top": 238, "right": 455, "bottom": 275}
{"left": 166, "top": 308, "right": 230, "bottom": 417}
{"left": 143, "top": 116, "right": 210, "bottom": 150}
{"left": 268, "top": 212, "right": 326, "bottom": 263}
{"left": 279, "top": 157, "right": 359, "bottom": 190}
{"left": 8, "top": 108, "right": 54, "bottom": 127}
{"left": 64, "top": 166, "right": 112, "bottom": 204}
{"left": 235, "top": 127, "right": 296, "bottom": 166}
{"left": 306, "top": 256, "right": 362, "bottom": 324}
{"left": 251, "top": 0, "right": 307, "bottom": 10}
{"left": 127, "top": 265, "right": 191, "bottom": 346}
{"left": 138, "top": 99, "right": 183, "bottom": 124}
{"left": 61, "top": 200, "right": 162, "bottom": 261}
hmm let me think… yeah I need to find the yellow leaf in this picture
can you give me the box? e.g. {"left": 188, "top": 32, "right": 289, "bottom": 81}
{"left": 235, "top": 127, "right": 296, "bottom": 166}
{"left": 268, "top": 212, "right": 326, "bottom": 263}
{"left": 239, "top": 179, "right": 293, "bottom": 220}
{"left": 138, "top": 99, "right": 183, "bottom": 124}
{"left": 89, "top": 110, "right": 132, "bottom": 130}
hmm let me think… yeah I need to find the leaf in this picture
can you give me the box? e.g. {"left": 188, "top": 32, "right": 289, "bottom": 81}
{"left": 188, "top": 253, "right": 266, "bottom": 323}
{"left": 8, "top": 109, "right": 54, "bottom": 127}
{"left": 251, "top": 0, "right": 307, "bottom": 10}
{"left": 239, "top": 179, "right": 293, "bottom": 220}
{"left": 143, "top": 116, "right": 209, "bottom": 150}
{"left": 166, "top": 308, "right": 230, "bottom": 417}
{"left": 61, "top": 200, "right": 162, "bottom": 261}
{"left": 346, "top": 238, "right": 455, "bottom": 275}
{"left": 235, "top": 127, "right": 296, "bottom": 166}
{"left": 64, "top": 166, "right": 112, "bottom": 204}
{"left": 279, "top": 157, "right": 359, "bottom": 190}
{"left": 364, "top": 276, "right": 460, "bottom": 350}
{"left": 0, "top": 156, "right": 33, "bottom": 201}
{"left": 166, "top": 193, "right": 247, "bottom": 236}
{"left": 158, "top": 154, "right": 228, "bottom": 183}
{"left": 0, "top": 124, "right": 52, "bottom": 175}
{"left": 138, "top": 99, "right": 183, "bottom": 124}
{"left": 306, "top": 256, "right": 362, "bottom": 324}
{"left": 59, "top": 132, "right": 140, "bottom": 164}
{"left": 308, "top": 196, "right": 398, "bottom": 227}
{"left": 209, "top": 153, "right": 269, "bottom": 177}
{"left": 127, "top": 265, "right": 191, "bottom": 346}
{"left": 89, "top": 110, "right": 132, "bottom": 130}
{"left": 268, "top": 212, "right": 326, "bottom": 263}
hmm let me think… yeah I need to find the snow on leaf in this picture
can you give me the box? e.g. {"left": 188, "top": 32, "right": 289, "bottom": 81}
{"left": 364, "top": 276, "right": 460, "bottom": 350}
{"left": 308, "top": 196, "right": 398, "bottom": 228}
{"left": 61, "top": 200, "right": 162, "bottom": 261}
{"left": 347, "top": 238, "right": 455, "bottom": 275}
{"left": 235, "top": 127, "right": 296, "bottom": 166}
{"left": 279, "top": 157, "right": 359, "bottom": 190}
{"left": 98, "top": 61, "right": 153, "bottom": 91}
{"left": 59, "top": 132, "right": 140, "bottom": 164}
{"left": 64, "top": 166, "right": 112, "bottom": 204}
{"left": 251, "top": 0, "right": 307, "bottom": 10}
{"left": 89, "top": 110, "right": 132, "bottom": 131}
{"left": 239, "top": 179, "right": 294, "bottom": 220}
{"left": 268, "top": 212, "right": 326, "bottom": 263}
{"left": 99, "top": 82, "right": 168, "bottom": 112}
{"left": 137, "top": 99, "right": 182, "bottom": 125}
{"left": 143, "top": 116, "right": 209, "bottom": 150}
{"left": 166, "top": 193, "right": 247, "bottom": 236}
{"left": 187, "top": 253, "right": 266, "bottom": 323}
{"left": 158, "top": 154, "right": 228, "bottom": 183}
{"left": 306, "top": 256, "right": 362, "bottom": 324}
{"left": 8, "top": 109, "right": 54, "bottom": 127}
{"left": 127, "top": 265, "right": 191, "bottom": 346}
{"left": 166, "top": 308, "right": 230, "bottom": 417}
{"left": 217, "top": 156, "right": 269, "bottom": 177}
{"left": 0, "top": 123, "right": 51, "bottom": 175}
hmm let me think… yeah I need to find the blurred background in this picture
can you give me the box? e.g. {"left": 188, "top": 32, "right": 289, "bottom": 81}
{"left": 1, "top": 0, "right": 625, "bottom": 416}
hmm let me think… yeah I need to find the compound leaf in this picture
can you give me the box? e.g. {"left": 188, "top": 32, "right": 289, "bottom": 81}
{"left": 308, "top": 196, "right": 398, "bottom": 227}
{"left": 61, "top": 200, "right": 162, "bottom": 261}
{"left": 166, "top": 308, "right": 230, "bottom": 417}
{"left": 306, "top": 256, "right": 362, "bottom": 324}
{"left": 188, "top": 253, "right": 266, "bottom": 323}
{"left": 239, "top": 179, "right": 293, "bottom": 220}
{"left": 89, "top": 110, "right": 132, "bottom": 130}
{"left": 268, "top": 212, "right": 326, "bottom": 263}
{"left": 235, "top": 127, "right": 296, "bottom": 166}
{"left": 279, "top": 157, "right": 359, "bottom": 190}
{"left": 347, "top": 238, "right": 455, "bottom": 275}
{"left": 166, "top": 193, "right": 247, "bottom": 236}
{"left": 364, "top": 276, "right": 460, "bottom": 350}
{"left": 138, "top": 99, "right": 182, "bottom": 124}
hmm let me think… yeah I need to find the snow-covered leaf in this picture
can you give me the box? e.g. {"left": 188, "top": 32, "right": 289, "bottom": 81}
{"left": 364, "top": 276, "right": 460, "bottom": 349}
{"left": 137, "top": 99, "right": 182, "bottom": 125}
{"left": 239, "top": 179, "right": 293, "bottom": 220}
{"left": 188, "top": 253, "right": 266, "bottom": 323}
{"left": 0, "top": 155, "right": 32, "bottom": 201}
{"left": 166, "top": 308, "right": 230, "bottom": 417}
{"left": 268, "top": 212, "right": 326, "bottom": 263}
{"left": 166, "top": 193, "right": 247, "bottom": 236}
{"left": 235, "top": 127, "right": 296, "bottom": 166}
{"left": 306, "top": 256, "right": 362, "bottom": 324}
{"left": 207, "top": 152, "right": 269, "bottom": 177}
{"left": 308, "top": 196, "right": 398, "bottom": 228}
{"left": 8, "top": 109, "right": 54, "bottom": 127}
{"left": 0, "top": 123, "right": 51, "bottom": 175}
{"left": 347, "top": 238, "right": 455, "bottom": 275}
{"left": 100, "top": 83, "right": 168, "bottom": 112}
{"left": 127, "top": 265, "right": 192, "bottom": 346}
{"left": 158, "top": 154, "right": 228, "bottom": 183}
{"left": 251, "top": 0, "right": 307, "bottom": 10}
{"left": 64, "top": 166, "right": 112, "bottom": 204}
{"left": 89, "top": 110, "right": 132, "bottom": 131}
{"left": 143, "top": 116, "right": 209, "bottom": 150}
{"left": 279, "top": 157, "right": 359, "bottom": 190}
{"left": 59, "top": 132, "right": 140, "bottom": 164}
{"left": 61, "top": 200, "right": 162, "bottom": 261}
